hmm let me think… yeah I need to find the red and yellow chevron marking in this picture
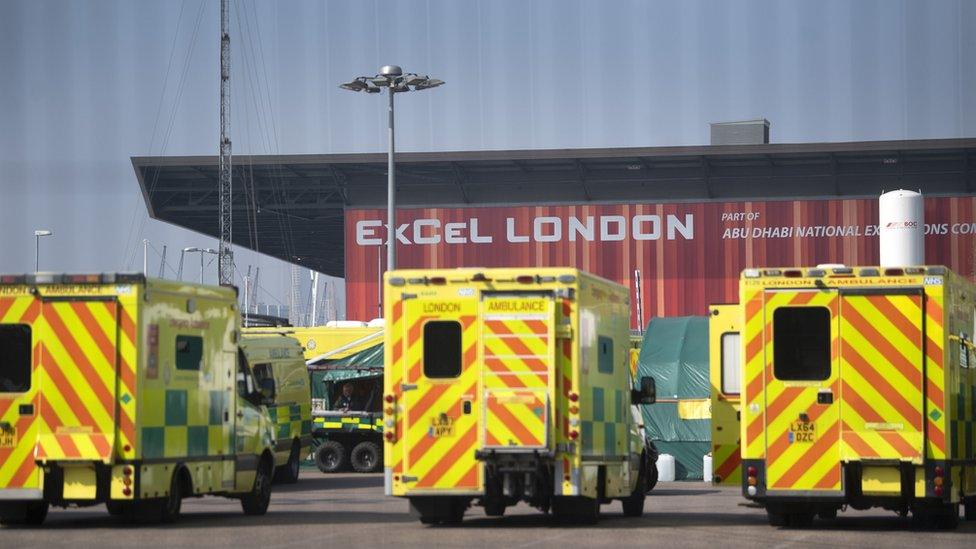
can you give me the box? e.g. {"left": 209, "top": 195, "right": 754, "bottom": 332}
{"left": 34, "top": 300, "right": 123, "bottom": 462}
{"left": 385, "top": 299, "right": 405, "bottom": 476}
{"left": 0, "top": 297, "right": 42, "bottom": 489}
{"left": 402, "top": 309, "right": 481, "bottom": 491}
{"left": 838, "top": 294, "right": 924, "bottom": 461}
{"left": 485, "top": 391, "right": 546, "bottom": 448}
{"left": 763, "top": 290, "right": 842, "bottom": 492}
{"left": 712, "top": 442, "right": 742, "bottom": 485}
{"left": 923, "top": 295, "right": 946, "bottom": 459}
{"left": 741, "top": 289, "right": 766, "bottom": 459}
{"left": 483, "top": 317, "right": 550, "bottom": 390}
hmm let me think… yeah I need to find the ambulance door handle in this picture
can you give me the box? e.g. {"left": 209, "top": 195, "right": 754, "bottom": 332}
{"left": 463, "top": 401, "right": 472, "bottom": 415}
{"left": 237, "top": 411, "right": 244, "bottom": 419}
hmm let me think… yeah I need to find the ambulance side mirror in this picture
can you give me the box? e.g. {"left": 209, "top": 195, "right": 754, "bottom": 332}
{"left": 632, "top": 376, "right": 656, "bottom": 405}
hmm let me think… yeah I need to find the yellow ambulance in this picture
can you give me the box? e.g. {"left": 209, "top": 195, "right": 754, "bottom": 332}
{"left": 239, "top": 335, "right": 312, "bottom": 483}
{"left": 739, "top": 265, "right": 976, "bottom": 528}
{"left": 0, "top": 273, "right": 277, "bottom": 525}
{"left": 708, "top": 304, "right": 742, "bottom": 485}
{"left": 383, "top": 268, "right": 657, "bottom": 524}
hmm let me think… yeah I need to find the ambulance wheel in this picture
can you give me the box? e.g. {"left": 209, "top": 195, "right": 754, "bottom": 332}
{"left": 766, "top": 508, "right": 788, "bottom": 527}
{"left": 275, "top": 441, "right": 301, "bottom": 484}
{"left": 552, "top": 496, "right": 600, "bottom": 524}
{"left": 935, "top": 504, "right": 960, "bottom": 530}
{"left": 645, "top": 462, "right": 658, "bottom": 492}
{"left": 106, "top": 501, "right": 130, "bottom": 517}
{"left": 315, "top": 440, "right": 347, "bottom": 473}
{"left": 350, "top": 441, "right": 381, "bottom": 473}
{"left": 159, "top": 468, "right": 189, "bottom": 523}
{"left": 411, "top": 497, "right": 467, "bottom": 525}
{"left": 964, "top": 497, "right": 976, "bottom": 521}
{"left": 0, "top": 502, "right": 48, "bottom": 526}
{"left": 621, "top": 491, "right": 645, "bottom": 517}
{"left": 483, "top": 500, "right": 506, "bottom": 517}
{"left": 788, "top": 512, "right": 814, "bottom": 528}
{"left": 241, "top": 456, "right": 273, "bottom": 516}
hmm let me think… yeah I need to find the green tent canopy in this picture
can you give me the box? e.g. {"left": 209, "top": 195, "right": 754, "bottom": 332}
{"left": 636, "top": 316, "right": 711, "bottom": 480}
{"left": 309, "top": 343, "right": 384, "bottom": 401}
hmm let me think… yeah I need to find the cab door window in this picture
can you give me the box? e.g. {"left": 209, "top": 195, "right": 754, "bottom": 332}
{"left": 236, "top": 350, "right": 256, "bottom": 397}
{"left": 773, "top": 306, "right": 830, "bottom": 381}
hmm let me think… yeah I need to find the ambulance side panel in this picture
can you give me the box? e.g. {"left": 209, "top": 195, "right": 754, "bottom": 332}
{"left": 709, "top": 304, "right": 742, "bottom": 486}
{"left": 576, "top": 274, "right": 632, "bottom": 499}
{"left": 943, "top": 273, "right": 976, "bottom": 499}
{"left": 135, "top": 281, "right": 239, "bottom": 498}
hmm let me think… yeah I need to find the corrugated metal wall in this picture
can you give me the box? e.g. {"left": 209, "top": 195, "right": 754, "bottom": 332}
{"left": 345, "top": 197, "right": 976, "bottom": 324}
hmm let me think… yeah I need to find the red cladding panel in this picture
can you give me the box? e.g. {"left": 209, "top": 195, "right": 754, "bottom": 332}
{"left": 344, "top": 197, "right": 976, "bottom": 325}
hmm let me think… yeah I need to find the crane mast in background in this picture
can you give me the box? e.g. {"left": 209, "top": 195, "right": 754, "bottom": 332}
{"left": 217, "top": 0, "right": 234, "bottom": 286}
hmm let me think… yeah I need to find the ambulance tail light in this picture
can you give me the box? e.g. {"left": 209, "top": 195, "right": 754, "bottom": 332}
{"left": 428, "top": 276, "right": 446, "bottom": 285}
{"left": 384, "top": 394, "right": 395, "bottom": 404}
{"left": 568, "top": 392, "right": 579, "bottom": 403}
{"left": 746, "top": 465, "right": 758, "bottom": 487}
{"left": 933, "top": 465, "right": 946, "bottom": 498}
{"left": 569, "top": 430, "right": 579, "bottom": 440}
{"left": 884, "top": 268, "right": 905, "bottom": 276}
{"left": 384, "top": 431, "right": 395, "bottom": 442}
{"left": 0, "top": 275, "right": 26, "bottom": 284}
{"left": 784, "top": 269, "right": 802, "bottom": 278}
{"left": 517, "top": 275, "right": 536, "bottom": 284}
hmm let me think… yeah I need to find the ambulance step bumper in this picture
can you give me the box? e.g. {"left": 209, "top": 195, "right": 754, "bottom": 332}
{"left": 0, "top": 489, "right": 43, "bottom": 501}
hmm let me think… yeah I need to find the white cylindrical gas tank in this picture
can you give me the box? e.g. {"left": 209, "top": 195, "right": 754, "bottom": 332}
{"left": 657, "top": 454, "right": 676, "bottom": 482}
{"left": 703, "top": 453, "right": 713, "bottom": 483}
{"left": 879, "top": 190, "right": 924, "bottom": 267}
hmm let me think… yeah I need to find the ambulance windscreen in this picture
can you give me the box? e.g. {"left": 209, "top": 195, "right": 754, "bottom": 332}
{"left": 772, "top": 307, "right": 830, "bottom": 381}
{"left": 423, "top": 321, "right": 462, "bottom": 378}
{"left": 0, "top": 324, "right": 31, "bottom": 392}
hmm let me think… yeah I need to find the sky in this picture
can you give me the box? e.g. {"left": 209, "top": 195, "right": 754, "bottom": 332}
{"left": 0, "top": 0, "right": 974, "bottom": 319}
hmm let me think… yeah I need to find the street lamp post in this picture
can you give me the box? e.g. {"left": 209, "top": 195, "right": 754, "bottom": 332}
{"left": 340, "top": 66, "right": 444, "bottom": 271}
{"left": 33, "top": 230, "right": 53, "bottom": 272}
{"left": 181, "top": 247, "right": 218, "bottom": 284}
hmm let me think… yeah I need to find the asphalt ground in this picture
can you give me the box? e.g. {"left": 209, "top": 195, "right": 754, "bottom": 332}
{"left": 3, "top": 470, "right": 974, "bottom": 548}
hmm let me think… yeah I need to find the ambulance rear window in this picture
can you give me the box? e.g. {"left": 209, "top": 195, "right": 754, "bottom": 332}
{"left": 773, "top": 307, "right": 830, "bottom": 381}
{"left": 0, "top": 325, "right": 31, "bottom": 392}
{"left": 423, "top": 321, "right": 462, "bottom": 378}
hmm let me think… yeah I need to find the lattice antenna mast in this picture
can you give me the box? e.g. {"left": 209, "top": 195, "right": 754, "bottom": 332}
{"left": 217, "top": 0, "right": 234, "bottom": 285}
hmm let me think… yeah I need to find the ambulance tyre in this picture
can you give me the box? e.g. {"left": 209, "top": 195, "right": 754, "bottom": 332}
{"left": 411, "top": 497, "right": 467, "bottom": 525}
{"left": 275, "top": 441, "right": 301, "bottom": 484}
{"left": 350, "top": 441, "right": 381, "bottom": 473}
{"left": 621, "top": 490, "right": 645, "bottom": 517}
{"left": 766, "top": 508, "right": 788, "bottom": 527}
{"left": 315, "top": 440, "right": 347, "bottom": 473}
{"left": 483, "top": 499, "right": 506, "bottom": 517}
{"left": 788, "top": 512, "right": 815, "bottom": 528}
{"left": 0, "top": 502, "right": 48, "bottom": 526}
{"left": 159, "top": 468, "right": 188, "bottom": 523}
{"left": 552, "top": 496, "right": 600, "bottom": 525}
{"left": 106, "top": 501, "right": 129, "bottom": 517}
{"left": 241, "top": 455, "right": 274, "bottom": 516}
{"left": 964, "top": 497, "right": 976, "bottom": 521}
{"left": 817, "top": 507, "right": 838, "bottom": 521}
